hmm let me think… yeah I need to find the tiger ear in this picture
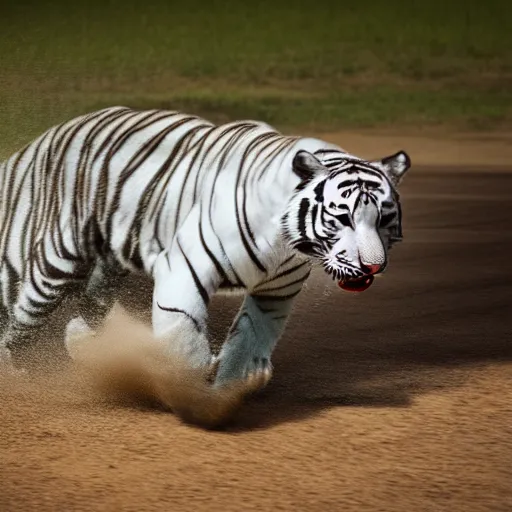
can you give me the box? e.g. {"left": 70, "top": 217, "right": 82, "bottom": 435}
{"left": 292, "top": 150, "right": 328, "bottom": 182}
{"left": 375, "top": 151, "right": 411, "bottom": 186}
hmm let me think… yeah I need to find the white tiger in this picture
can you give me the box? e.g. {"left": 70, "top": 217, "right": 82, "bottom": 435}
{"left": 0, "top": 106, "right": 410, "bottom": 415}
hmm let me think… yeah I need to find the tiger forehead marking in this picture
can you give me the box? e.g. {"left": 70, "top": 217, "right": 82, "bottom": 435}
{"left": 323, "top": 168, "right": 391, "bottom": 215}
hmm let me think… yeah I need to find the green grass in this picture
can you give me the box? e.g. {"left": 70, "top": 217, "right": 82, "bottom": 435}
{"left": 1, "top": 0, "right": 511, "bottom": 157}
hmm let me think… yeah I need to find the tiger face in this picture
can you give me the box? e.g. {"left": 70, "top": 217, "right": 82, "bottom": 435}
{"left": 282, "top": 149, "right": 411, "bottom": 292}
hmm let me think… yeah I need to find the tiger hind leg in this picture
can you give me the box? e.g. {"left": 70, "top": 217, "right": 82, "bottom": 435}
{"left": 4, "top": 283, "right": 76, "bottom": 372}
{"left": 65, "top": 258, "right": 126, "bottom": 356}
{"left": 3, "top": 251, "right": 91, "bottom": 372}
{"left": 4, "top": 314, "right": 73, "bottom": 373}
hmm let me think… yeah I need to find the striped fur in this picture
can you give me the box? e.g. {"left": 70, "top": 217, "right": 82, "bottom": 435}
{"left": 0, "top": 106, "right": 411, "bottom": 389}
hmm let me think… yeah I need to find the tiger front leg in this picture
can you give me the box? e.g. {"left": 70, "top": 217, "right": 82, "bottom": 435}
{"left": 213, "top": 292, "right": 300, "bottom": 392}
{"left": 214, "top": 258, "right": 309, "bottom": 391}
{"left": 152, "top": 235, "right": 221, "bottom": 373}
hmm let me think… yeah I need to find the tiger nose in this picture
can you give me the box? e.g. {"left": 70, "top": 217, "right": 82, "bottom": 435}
{"left": 361, "top": 262, "right": 382, "bottom": 275}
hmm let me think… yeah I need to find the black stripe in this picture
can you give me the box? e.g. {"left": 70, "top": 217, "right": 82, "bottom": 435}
{"left": 177, "top": 239, "right": 209, "bottom": 306}
{"left": 210, "top": 226, "right": 244, "bottom": 287}
{"left": 4, "top": 259, "right": 19, "bottom": 309}
{"left": 255, "top": 304, "right": 277, "bottom": 313}
{"left": 9, "top": 163, "right": 34, "bottom": 264}
{"left": 198, "top": 205, "right": 229, "bottom": 283}
{"left": 380, "top": 212, "right": 397, "bottom": 227}
{"left": 253, "top": 289, "right": 302, "bottom": 302}
{"left": 19, "top": 304, "right": 49, "bottom": 319}
{"left": 337, "top": 179, "right": 357, "bottom": 188}
{"left": 25, "top": 295, "right": 51, "bottom": 312}
{"left": 229, "top": 311, "right": 256, "bottom": 336}
{"left": 30, "top": 272, "right": 56, "bottom": 302}
{"left": 156, "top": 303, "right": 200, "bottom": 331}
{"left": 313, "top": 180, "right": 325, "bottom": 202}
{"left": 256, "top": 274, "right": 308, "bottom": 294}
{"left": 297, "top": 198, "right": 310, "bottom": 240}
{"left": 41, "top": 255, "right": 73, "bottom": 281}
{"left": 259, "top": 260, "right": 309, "bottom": 286}
{"left": 311, "top": 204, "right": 323, "bottom": 240}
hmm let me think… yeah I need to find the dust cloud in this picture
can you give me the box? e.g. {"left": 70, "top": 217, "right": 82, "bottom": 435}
{"left": 1, "top": 312, "right": 247, "bottom": 429}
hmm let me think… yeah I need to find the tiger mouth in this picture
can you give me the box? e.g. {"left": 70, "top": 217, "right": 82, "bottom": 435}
{"left": 338, "top": 274, "right": 374, "bottom": 292}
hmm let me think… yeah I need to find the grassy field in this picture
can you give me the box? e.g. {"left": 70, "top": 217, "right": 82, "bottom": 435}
{"left": 1, "top": 0, "right": 511, "bottom": 157}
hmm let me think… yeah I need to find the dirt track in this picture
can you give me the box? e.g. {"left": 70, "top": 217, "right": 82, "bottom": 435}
{"left": 1, "top": 167, "right": 511, "bottom": 511}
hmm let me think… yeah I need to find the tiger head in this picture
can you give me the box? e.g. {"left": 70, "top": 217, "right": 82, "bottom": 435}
{"left": 282, "top": 148, "right": 411, "bottom": 292}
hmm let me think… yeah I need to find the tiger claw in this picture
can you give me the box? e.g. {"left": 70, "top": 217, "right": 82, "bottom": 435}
{"left": 244, "top": 357, "right": 273, "bottom": 392}
{"left": 212, "top": 354, "right": 273, "bottom": 393}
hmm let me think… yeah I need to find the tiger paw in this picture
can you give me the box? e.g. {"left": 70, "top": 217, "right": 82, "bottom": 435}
{"left": 213, "top": 355, "right": 273, "bottom": 393}
{"left": 64, "top": 317, "right": 96, "bottom": 358}
{"left": 244, "top": 357, "right": 273, "bottom": 392}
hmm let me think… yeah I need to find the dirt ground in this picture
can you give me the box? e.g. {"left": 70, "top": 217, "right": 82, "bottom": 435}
{"left": 1, "top": 134, "right": 511, "bottom": 511}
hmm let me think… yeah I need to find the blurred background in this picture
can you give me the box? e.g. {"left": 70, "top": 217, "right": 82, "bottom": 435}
{"left": 1, "top": 0, "right": 510, "bottom": 159}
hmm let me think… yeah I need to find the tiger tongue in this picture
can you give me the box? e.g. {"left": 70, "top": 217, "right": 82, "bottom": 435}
{"left": 338, "top": 275, "right": 374, "bottom": 293}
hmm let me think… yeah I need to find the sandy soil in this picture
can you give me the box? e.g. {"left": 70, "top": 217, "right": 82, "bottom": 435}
{"left": 1, "top": 142, "right": 511, "bottom": 512}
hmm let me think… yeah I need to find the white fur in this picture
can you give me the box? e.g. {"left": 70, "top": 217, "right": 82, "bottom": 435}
{"left": 0, "top": 107, "right": 410, "bottom": 398}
